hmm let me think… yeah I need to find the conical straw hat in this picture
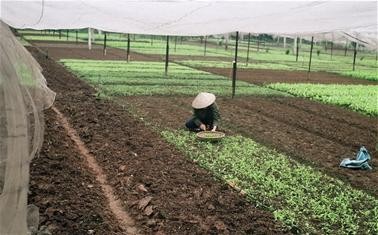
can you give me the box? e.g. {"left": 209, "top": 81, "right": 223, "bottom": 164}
{"left": 192, "top": 92, "right": 216, "bottom": 109}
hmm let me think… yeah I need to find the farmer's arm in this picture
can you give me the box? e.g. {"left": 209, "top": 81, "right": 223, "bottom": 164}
{"left": 211, "top": 103, "right": 220, "bottom": 131}
{"left": 193, "top": 110, "right": 206, "bottom": 130}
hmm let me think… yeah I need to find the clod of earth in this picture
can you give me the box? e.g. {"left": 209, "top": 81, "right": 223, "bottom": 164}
{"left": 138, "top": 196, "right": 153, "bottom": 210}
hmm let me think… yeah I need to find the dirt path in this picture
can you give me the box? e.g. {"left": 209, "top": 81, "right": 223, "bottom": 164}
{"left": 201, "top": 67, "right": 378, "bottom": 85}
{"left": 29, "top": 47, "right": 289, "bottom": 234}
{"left": 29, "top": 110, "right": 123, "bottom": 234}
{"left": 120, "top": 96, "right": 378, "bottom": 197}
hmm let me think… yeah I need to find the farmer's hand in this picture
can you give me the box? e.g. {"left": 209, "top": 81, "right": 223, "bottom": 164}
{"left": 200, "top": 124, "right": 207, "bottom": 131}
{"left": 211, "top": 126, "right": 217, "bottom": 131}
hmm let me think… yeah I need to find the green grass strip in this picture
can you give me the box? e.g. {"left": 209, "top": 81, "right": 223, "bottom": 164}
{"left": 161, "top": 130, "right": 378, "bottom": 234}
{"left": 267, "top": 83, "right": 378, "bottom": 116}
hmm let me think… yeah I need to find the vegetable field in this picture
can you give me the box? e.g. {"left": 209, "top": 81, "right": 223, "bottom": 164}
{"left": 23, "top": 33, "right": 378, "bottom": 234}
{"left": 57, "top": 57, "right": 378, "bottom": 234}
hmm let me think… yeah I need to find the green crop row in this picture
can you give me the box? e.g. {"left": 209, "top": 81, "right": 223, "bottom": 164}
{"left": 340, "top": 70, "right": 378, "bottom": 81}
{"left": 267, "top": 83, "right": 378, "bottom": 116}
{"left": 61, "top": 59, "right": 288, "bottom": 97}
{"left": 178, "top": 60, "right": 378, "bottom": 81}
{"left": 161, "top": 130, "right": 378, "bottom": 234}
{"left": 179, "top": 60, "right": 298, "bottom": 70}
{"left": 98, "top": 84, "right": 286, "bottom": 96}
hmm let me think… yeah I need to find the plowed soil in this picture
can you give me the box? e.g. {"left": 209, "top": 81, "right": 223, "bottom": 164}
{"left": 119, "top": 96, "right": 378, "bottom": 197}
{"left": 28, "top": 47, "right": 289, "bottom": 234}
{"left": 29, "top": 110, "right": 123, "bottom": 235}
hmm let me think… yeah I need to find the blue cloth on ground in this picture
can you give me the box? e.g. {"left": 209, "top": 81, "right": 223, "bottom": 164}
{"left": 340, "top": 146, "right": 372, "bottom": 170}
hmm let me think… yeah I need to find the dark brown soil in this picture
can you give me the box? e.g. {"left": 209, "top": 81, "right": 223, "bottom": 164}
{"left": 30, "top": 42, "right": 159, "bottom": 61}
{"left": 119, "top": 96, "right": 378, "bottom": 197}
{"left": 29, "top": 110, "right": 123, "bottom": 234}
{"left": 31, "top": 41, "right": 230, "bottom": 62}
{"left": 201, "top": 67, "right": 378, "bottom": 85}
{"left": 28, "top": 47, "right": 289, "bottom": 234}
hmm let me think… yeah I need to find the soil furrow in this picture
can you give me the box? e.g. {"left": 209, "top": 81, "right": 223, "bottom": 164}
{"left": 52, "top": 106, "right": 139, "bottom": 234}
{"left": 29, "top": 110, "right": 123, "bottom": 234}
{"left": 228, "top": 97, "right": 376, "bottom": 153}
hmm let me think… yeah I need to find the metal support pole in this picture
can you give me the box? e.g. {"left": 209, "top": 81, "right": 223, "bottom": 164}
{"left": 88, "top": 28, "right": 92, "bottom": 50}
{"left": 165, "top": 35, "right": 169, "bottom": 76}
{"left": 257, "top": 39, "right": 260, "bottom": 52}
{"left": 204, "top": 36, "right": 207, "bottom": 56}
{"left": 246, "top": 33, "right": 251, "bottom": 66}
{"left": 103, "top": 32, "right": 107, "bottom": 56}
{"left": 75, "top": 30, "right": 78, "bottom": 44}
{"left": 174, "top": 36, "right": 177, "bottom": 52}
{"left": 151, "top": 35, "right": 153, "bottom": 46}
{"left": 296, "top": 37, "right": 299, "bottom": 62}
{"left": 59, "top": 30, "right": 62, "bottom": 39}
{"left": 232, "top": 31, "right": 239, "bottom": 98}
{"left": 330, "top": 41, "right": 333, "bottom": 60}
{"left": 126, "top": 34, "right": 131, "bottom": 62}
{"left": 66, "top": 30, "right": 69, "bottom": 40}
{"left": 352, "top": 42, "right": 357, "bottom": 71}
{"left": 308, "top": 36, "right": 314, "bottom": 75}
{"left": 225, "top": 33, "right": 229, "bottom": 50}
{"left": 344, "top": 40, "right": 348, "bottom": 56}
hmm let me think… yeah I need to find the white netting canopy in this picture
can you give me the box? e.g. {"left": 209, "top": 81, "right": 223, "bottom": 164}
{"left": 1, "top": 0, "right": 377, "bottom": 48}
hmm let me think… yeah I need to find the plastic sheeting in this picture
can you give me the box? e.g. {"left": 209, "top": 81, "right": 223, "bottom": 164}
{"left": 0, "top": 21, "right": 55, "bottom": 234}
{"left": 1, "top": 1, "right": 377, "bottom": 46}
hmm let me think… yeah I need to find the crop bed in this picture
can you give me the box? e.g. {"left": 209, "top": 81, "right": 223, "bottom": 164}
{"left": 117, "top": 96, "right": 378, "bottom": 233}
{"left": 60, "top": 59, "right": 287, "bottom": 97}
{"left": 28, "top": 47, "right": 289, "bottom": 234}
{"left": 120, "top": 96, "right": 378, "bottom": 196}
{"left": 267, "top": 83, "right": 378, "bottom": 116}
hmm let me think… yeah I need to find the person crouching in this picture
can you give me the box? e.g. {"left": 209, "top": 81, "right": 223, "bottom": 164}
{"left": 185, "top": 92, "right": 220, "bottom": 132}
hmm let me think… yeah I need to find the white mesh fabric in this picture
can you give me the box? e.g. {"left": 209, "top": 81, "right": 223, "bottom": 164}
{"left": 0, "top": 21, "right": 55, "bottom": 235}
{"left": 1, "top": 1, "right": 377, "bottom": 48}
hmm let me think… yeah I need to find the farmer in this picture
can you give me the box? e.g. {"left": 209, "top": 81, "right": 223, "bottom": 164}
{"left": 185, "top": 92, "right": 220, "bottom": 132}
